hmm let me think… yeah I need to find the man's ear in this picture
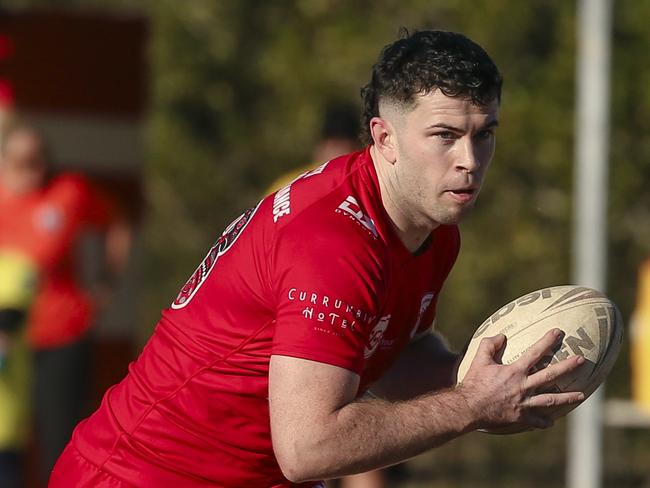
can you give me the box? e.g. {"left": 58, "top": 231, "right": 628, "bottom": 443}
{"left": 369, "top": 116, "right": 397, "bottom": 164}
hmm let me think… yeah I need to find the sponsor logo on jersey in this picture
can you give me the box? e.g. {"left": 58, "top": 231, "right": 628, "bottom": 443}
{"left": 336, "top": 195, "right": 378, "bottom": 238}
{"left": 287, "top": 287, "right": 376, "bottom": 331}
{"left": 172, "top": 203, "right": 260, "bottom": 309}
{"left": 365, "top": 315, "right": 390, "bottom": 359}
{"left": 272, "top": 184, "right": 291, "bottom": 223}
{"left": 409, "top": 292, "right": 436, "bottom": 338}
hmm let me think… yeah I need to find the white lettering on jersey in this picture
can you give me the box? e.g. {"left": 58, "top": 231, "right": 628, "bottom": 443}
{"left": 337, "top": 196, "right": 378, "bottom": 238}
{"left": 364, "top": 315, "right": 390, "bottom": 359}
{"left": 272, "top": 184, "right": 291, "bottom": 223}
{"left": 288, "top": 287, "right": 376, "bottom": 329}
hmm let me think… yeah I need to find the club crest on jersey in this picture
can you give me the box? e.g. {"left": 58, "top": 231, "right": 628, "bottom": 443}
{"left": 172, "top": 204, "right": 259, "bottom": 309}
{"left": 364, "top": 315, "right": 391, "bottom": 359}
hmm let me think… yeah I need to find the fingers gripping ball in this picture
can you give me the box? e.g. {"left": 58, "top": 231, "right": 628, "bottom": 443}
{"left": 457, "top": 285, "right": 623, "bottom": 434}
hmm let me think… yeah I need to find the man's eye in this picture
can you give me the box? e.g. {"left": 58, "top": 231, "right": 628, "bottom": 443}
{"left": 436, "top": 131, "right": 456, "bottom": 140}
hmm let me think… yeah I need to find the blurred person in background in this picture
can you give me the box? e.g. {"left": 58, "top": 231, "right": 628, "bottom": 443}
{"left": 312, "top": 103, "right": 360, "bottom": 169}
{"left": 0, "top": 123, "right": 132, "bottom": 485}
{"left": 267, "top": 102, "right": 361, "bottom": 192}
{"left": 0, "top": 251, "right": 38, "bottom": 488}
{"left": 266, "top": 102, "right": 391, "bottom": 488}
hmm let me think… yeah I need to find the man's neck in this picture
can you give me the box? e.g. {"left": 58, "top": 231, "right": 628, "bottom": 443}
{"left": 369, "top": 145, "right": 438, "bottom": 253}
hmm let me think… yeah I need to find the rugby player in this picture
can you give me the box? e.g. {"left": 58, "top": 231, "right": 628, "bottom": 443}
{"left": 50, "top": 30, "right": 584, "bottom": 487}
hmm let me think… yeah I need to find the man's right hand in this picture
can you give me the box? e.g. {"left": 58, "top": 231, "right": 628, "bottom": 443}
{"left": 456, "top": 328, "right": 586, "bottom": 431}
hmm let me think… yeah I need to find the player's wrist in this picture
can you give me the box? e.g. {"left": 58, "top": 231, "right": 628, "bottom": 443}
{"left": 448, "top": 384, "right": 482, "bottom": 433}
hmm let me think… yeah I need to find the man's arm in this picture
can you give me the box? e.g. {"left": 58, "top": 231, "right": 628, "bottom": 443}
{"left": 269, "top": 329, "right": 585, "bottom": 483}
{"left": 368, "top": 331, "right": 458, "bottom": 401}
{"left": 104, "top": 218, "right": 132, "bottom": 276}
{"left": 87, "top": 218, "right": 132, "bottom": 310}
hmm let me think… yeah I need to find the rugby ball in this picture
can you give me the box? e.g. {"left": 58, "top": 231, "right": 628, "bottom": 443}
{"left": 456, "top": 285, "right": 623, "bottom": 434}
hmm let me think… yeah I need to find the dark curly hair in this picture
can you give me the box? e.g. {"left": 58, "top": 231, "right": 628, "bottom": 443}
{"left": 360, "top": 29, "right": 502, "bottom": 144}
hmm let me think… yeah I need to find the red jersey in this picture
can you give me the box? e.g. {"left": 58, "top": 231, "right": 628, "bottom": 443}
{"left": 0, "top": 173, "right": 112, "bottom": 348}
{"left": 51, "top": 148, "right": 459, "bottom": 487}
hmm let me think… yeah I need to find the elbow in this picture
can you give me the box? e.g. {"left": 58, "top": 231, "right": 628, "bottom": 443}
{"left": 274, "top": 443, "right": 310, "bottom": 483}
{"left": 278, "top": 461, "right": 307, "bottom": 484}
{"left": 273, "top": 436, "right": 322, "bottom": 483}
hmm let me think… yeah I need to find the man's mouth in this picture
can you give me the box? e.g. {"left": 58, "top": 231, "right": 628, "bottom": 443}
{"left": 446, "top": 187, "right": 477, "bottom": 203}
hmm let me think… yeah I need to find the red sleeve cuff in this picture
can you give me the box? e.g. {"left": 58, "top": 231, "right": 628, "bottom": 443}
{"left": 270, "top": 345, "right": 364, "bottom": 376}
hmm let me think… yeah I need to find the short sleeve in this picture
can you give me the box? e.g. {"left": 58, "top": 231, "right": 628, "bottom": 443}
{"left": 271, "top": 219, "right": 386, "bottom": 375}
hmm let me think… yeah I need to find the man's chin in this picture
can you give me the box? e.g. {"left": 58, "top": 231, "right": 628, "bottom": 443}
{"left": 432, "top": 205, "right": 474, "bottom": 226}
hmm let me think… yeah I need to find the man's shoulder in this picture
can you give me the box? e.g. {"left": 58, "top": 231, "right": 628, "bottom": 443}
{"left": 266, "top": 151, "right": 380, "bottom": 239}
{"left": 266, "top": 152, "right": 360, "bottom": 219}
{"left": 278, "top": 186, "right": 385, "bottom": 253}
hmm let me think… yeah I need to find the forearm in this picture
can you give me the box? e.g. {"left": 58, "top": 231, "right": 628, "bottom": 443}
{"left": 279, "top": 387, "right": 476, "bottom": 482}
{"left": 273, "top": 331, "right": 588, "bottom": 483}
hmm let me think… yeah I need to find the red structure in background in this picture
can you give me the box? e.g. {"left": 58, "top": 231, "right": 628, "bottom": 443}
{"left": 0, "top": 9, "right": 148, "bottom": 218}
{"left": 0, "top": 11, "right": 146, "bottom": 115}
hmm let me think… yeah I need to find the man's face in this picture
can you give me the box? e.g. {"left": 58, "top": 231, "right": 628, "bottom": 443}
{"left": 387, "top": 90, "right": 499, "bottom": 228}
{"left": 0, "top": 129, "right": 47, "bottom": 194}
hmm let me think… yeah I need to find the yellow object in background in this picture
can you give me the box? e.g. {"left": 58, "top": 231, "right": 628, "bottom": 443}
{"left": 631, "top": 259, "right": 650, "bottom": 413}
{"left": 0, "top": 251, "right": 37, "bottom": 310}
{"left": 0, "top": 250, "right": 38, "bottom": 449}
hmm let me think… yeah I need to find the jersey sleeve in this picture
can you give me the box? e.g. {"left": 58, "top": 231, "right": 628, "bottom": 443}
{"left": 270, "top": 218, "right": 386, "bottom": 375}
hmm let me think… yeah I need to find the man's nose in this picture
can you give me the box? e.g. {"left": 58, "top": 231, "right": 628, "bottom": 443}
{"left": 455, "top": 139, "right": 480, "bottom": 174}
